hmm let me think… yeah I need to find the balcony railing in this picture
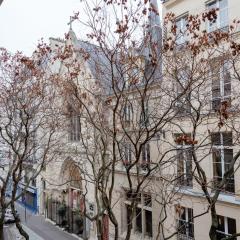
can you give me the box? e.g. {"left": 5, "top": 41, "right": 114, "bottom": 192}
{"left": 177, "top": 233, "right": 194, "bottom": 240}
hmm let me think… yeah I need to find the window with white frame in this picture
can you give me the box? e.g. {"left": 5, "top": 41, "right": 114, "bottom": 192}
{"left": 124, "top": 191, "right": 152, "bottom": 237}
{"left": 69, "top": 114, "right": 80, "bottom": 142}
{"left": 144, "top": 59, "right": 154, "bottom": 81}
{"left": 175, "top": 68, "right": 191, "bottom": 115}
{"left": 175, "top": 14, "right": 188, "bottom": 45}
{"left": 123, "top": 103, "right": 133, "bottom": 124}
{"left": 175, "top": 133, "right": 193, "bottom": 187}
{"left": 26, "top": 130, "right": 37, "bottom": 163}
{"left": 141, "top": 143, "right": 150, "bottom": 170}
{"left": 176, "top": 206, "right": 194, "bottom": 240}
{"left": 211, "top": 60, "right": 231, "bottom": 111}
{"left": 207, "top": 0, "right": 228, "bottom": 32}
{"left": 212, "top": 132, "right": 234, "bottom": 193}
{"left": 67, "top": 104, "right": 81, "bottom": 142}
{"left": 216, "top": 215, "right": 236, "bottom": 240}
{"left": 122, "top": 143, "right": 132, "bottom": 166}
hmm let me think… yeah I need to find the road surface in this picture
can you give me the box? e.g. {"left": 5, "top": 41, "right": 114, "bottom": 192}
{"left": 4, "top": 203, "right": 80, "bottom": 240}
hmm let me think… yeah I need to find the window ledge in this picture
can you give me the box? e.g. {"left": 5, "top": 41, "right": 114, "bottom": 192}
{"left": 120, "top": 231, "right": 152, "bottom": 240}
{"left": 217, "top": 193, "right": 240, "bottom": 206}
{"left": 175, "top": 187, "right": 240, "bottom": 206}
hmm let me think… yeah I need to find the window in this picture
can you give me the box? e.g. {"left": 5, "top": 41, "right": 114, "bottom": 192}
{"left": 141, "top": 143, "right": 150, "bottom": 170}
{"left": 24, "top": 191, "right": 35, "bottom": 208}
{"left": 123, "top": 104, "right": 133, "bottom": 124}
{"left": 32, "top": 178, "right": 36, "bottom": 187}
{"left": 211, "top": 60, "right": 231, "bottom": 111}
{"left": 175, "top": 14, "right": 188, "bottom": 45}
{"left": 42, "top": 180, "right": 46, "bottom": 190}
{"left": 212, "top": 132, "right": 234, "bottom": 193}
{"left": 216, "top": 215, "right": 236, "bottom": 240}
{"left": 139, "top": 101, "right": 149, "bottom": 126}
{"left": 123, "top": 143, "right": 132, "bottom": 166}
{"left": 175, "top": 68, "right": 191, "bottom": 115}
{"left": 24, "top": 175, "right": 29, "bottom": 184}
{"left": 207, "top": 0, "right": 228, "bottom": 32}
{"left": 144, "top": 59, "right": 154, "bottom": 81}
{"left": 69, "top": 115, "right": 80, "bottom": 142}
{"left": 26, "top": 131, "right": 37, "bottom": 163}
{"left": 124, "top": 191, "right": 152, "bottom": 237}
{"left": 176, "top": 206, "right": 194, "bottom": 240}
{"left": 176, "top": 147, "right": 193, "bottom": 187}
{"left": 175, "top": 134, "right": 193, "bottom": 187}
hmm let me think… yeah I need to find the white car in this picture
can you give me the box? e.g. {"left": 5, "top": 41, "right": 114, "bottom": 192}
{"left": 4, "top": 208, "right": 19, "bottom": 224}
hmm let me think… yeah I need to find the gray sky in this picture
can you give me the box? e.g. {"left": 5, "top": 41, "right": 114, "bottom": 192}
{"left": 0, "top": 0, "right": 161, "bottom": 56}
{"left": 0, "top": 0, "right": 81, "bottom": 55}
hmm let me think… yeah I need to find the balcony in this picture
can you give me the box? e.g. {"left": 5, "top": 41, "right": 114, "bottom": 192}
{"left": 177, "top": 233, "right": 194, "bottom": 240}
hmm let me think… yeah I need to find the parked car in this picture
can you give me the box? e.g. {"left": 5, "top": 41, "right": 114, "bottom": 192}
{"left": 4, "top": 208, "right": 19, "bottom": 224}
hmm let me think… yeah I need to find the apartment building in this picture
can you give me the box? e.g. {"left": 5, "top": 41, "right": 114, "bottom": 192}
{"left": 160, "top": 0, "right": 240, "bottom": 240}
{"left": 107, "top": 0, "right": 240, "bottom": 240}
{"left": 39, "top": 0, "right": 240, "bottom": 240}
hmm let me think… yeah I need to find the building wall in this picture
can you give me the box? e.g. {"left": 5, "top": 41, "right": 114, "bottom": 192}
{"left": 160, "top": 0, "right": 240, "bottom": 240}
{"left": 108, "top": 1, "right": 240, "bottom": 240}
{"left": 162, "top": 0, "right": 239, "bottom": 23}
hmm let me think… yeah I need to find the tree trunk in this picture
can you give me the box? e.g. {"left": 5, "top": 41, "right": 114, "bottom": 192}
{"left": 96, "top": 219, "right": 102, "bottom": 240}
{"left": 10, "top": 197, "right": 29, "bottom": 239}
{"left": 0, "top": 218, "right": 4, "bottom": 240}
{"left": 125, "top": 222, "right": 132, "bottom": 240}
{"left": 15, "top": 220, "right": 29, "bottom": 240}
{"left": 209, "top": 205, "right": 218, "bottom": 240}
{"left": 11, "top": 205, "right": 29, "bottom": 240}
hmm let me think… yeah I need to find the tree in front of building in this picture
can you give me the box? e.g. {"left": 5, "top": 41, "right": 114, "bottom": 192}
{"left": 0, "top": 46, "right": 63, "bottom": 240}
{"left": 49, "top": 0, "right": 240, "bottom": 240}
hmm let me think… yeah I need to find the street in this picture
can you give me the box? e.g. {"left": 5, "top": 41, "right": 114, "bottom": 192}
{"left": 4, "top": 203, "right": 80, "bottom": 240}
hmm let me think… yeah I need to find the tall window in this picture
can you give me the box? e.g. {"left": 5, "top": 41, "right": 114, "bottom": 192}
{"left": 32, "top": 178, "right": 36, "bottom": 187}
{"left": 69, "top": 115, "right": 80, "bottom": 141}
{"left": 211, "top": 60, "right": 231, "bottom": 111}
{"left": 26, "top": 131, "right": 37, "bottom": 162}
{"left": 124, "top": 191, "right": 152, "bottom": 237}
{"left": 207, "top": 0, "right": 228, "bottom": 32}
{"left": 175, "top": 14, "right": 188, "bottom": 45}
{"left": 123, "top": 104, "right": 133, "bottom": 124}
{"left": 141, "top": 143, "right": 150, "bottom": 169}
{"left": 123, "top": 143, "right": 132, "bottom": 166}
{"left": 175, "top": 68, "right": 191, "bottom": 115}
{"left": 175, "top": 133, "right": 193, "bottom": 187}
{"left": 216, "top": 215, "right": 236, "bottom": 240}
{"left": 176, "top": 206, "right": 194, "bottom": 240}
{"left": 212, "top": 132, "right": 234, "bottom": 193}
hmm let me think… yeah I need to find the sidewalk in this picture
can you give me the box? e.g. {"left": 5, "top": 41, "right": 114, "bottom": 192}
{"left": 15, "top": 203, "right": 79, "bottom": 240}
{"left": 4, "top": 224, "right": 23, "bottom": 240}
{"left": 4, "top": 224, "right": 43, "bottom": 240}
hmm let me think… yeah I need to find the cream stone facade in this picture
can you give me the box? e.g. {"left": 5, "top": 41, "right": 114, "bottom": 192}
{"left": 37, "top": 33, "right": 101, "bottom": 239}
{"left": 109, "top": 1, "right": 240, "bottom": 240}
{"left": 160, "top": 1, "right": 240, "bottom": 240}
{"left": 39, "top": 1, "right": 240, "bottom": 240}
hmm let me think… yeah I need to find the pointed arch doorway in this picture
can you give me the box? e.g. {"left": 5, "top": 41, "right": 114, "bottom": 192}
{"left": 61, "top": 158, "right": 84, "bottom": 210}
